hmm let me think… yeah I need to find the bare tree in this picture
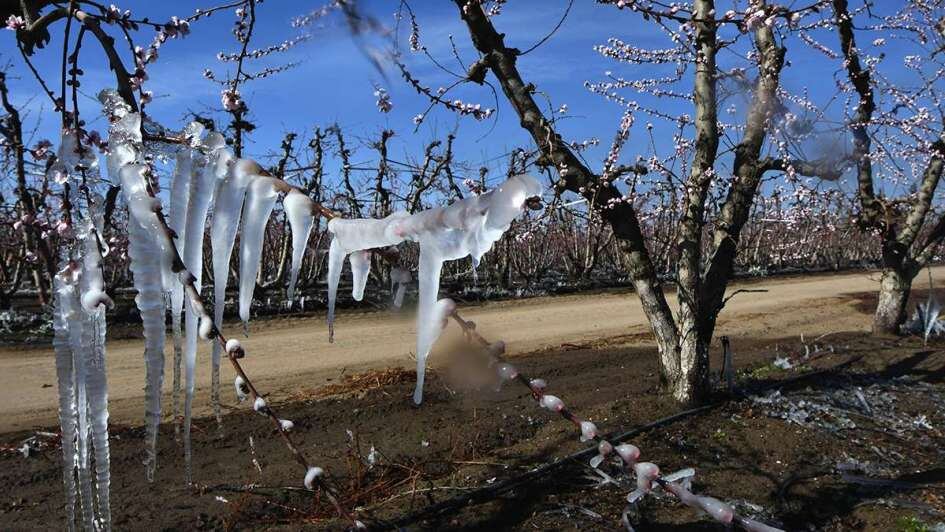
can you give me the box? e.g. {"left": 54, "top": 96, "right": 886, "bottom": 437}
{"left": 832, "top": 0, "right": 945, "bottom": 335}
{"left": 445, "top": 0, "right": 837, "bottom": 403}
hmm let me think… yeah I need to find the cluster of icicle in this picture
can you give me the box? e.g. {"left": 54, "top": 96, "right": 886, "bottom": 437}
{"left": 50, "top": 127, "right": 115, "bottom": 530}
{"left": 489, "top": 359, "right": 783, "bottom": 531}
{"left": 49, "top": 91, "right": 540, "bottom": 526}
{"left": 98, "top": 89, "right": 320, "bottom": 485}
{"left": 325, "top": 174, "right": 542, "bottom": 404}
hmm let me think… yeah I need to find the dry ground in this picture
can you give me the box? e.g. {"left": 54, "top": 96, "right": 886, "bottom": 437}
{"left": 1, "top": 268, "right": 945, "bottom": 530}
{"left": 1, "top": 267, "right": 939, "bottom": 433}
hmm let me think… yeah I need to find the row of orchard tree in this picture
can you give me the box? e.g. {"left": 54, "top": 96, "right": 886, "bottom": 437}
{"left": 0, "top": 120, "right": 878, "bottom": 311}
{"left": 0, "top": 0, "right": 942, "bottom": 407}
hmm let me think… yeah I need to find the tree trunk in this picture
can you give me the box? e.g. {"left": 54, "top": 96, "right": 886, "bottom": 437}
{"left": 653, "top": 325, "right": 710, "bottom": 405}
{"left": 873, "top": 267, "right": 913, "bottom": 335}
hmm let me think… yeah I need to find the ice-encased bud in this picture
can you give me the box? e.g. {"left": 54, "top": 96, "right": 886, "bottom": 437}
{"left": 279, "top": 419, "right": 294, "bottom": 432}
{"left": 539, "top": 394, "right": 564, "bottom": 412}
{"left": 529, "top": 378, "right": 547, "bottom": 391}
{"left": 590, "top": 439, "right": 614, "bottom": 468}
{"left": 615, "top": 443, "right": 640, "bottom": 465}
{"left": 198, "top": 314, "right": 214, "bottom": 339}
{"left": 234, "top": 376, "right": 248, "bottom": 402}
{"left": 580, "top": 420, "right": 598, "bottom": 442}
{"left": 225, "top": 338, "right": 242, "bottom": 354}
{"left": 634, "top": 462, "right": 660, "bottom": 492}
{"left": 253, "top": 396, "right": 267, "bottom": 412}
{"left": 303, "top": 466, "right": 324, "bottom": 489}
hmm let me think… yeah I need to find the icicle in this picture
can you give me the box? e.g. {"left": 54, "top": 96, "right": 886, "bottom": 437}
{"left": 413, "top": 295, "right": 456, "bottom": 405}
{"left": 168, "top": 147, "right": 193, "bottom": 439}
{"left": 120, "top": 168, "right": 166, "bottom": 480}
{"left": 238, "top": 176, "right": 279, "bottom": 325}
{"left": 52, "top": 268, "right": 78, "bottom": 529}
{"left": 65, "top": 262, "right": 94, "bottom": 531}
{"left": 79, "top": 220, "right": 112, "bottom": 531}
{"left": 324, "top": 175, "right": 541, "bottom": 404}
{"left": 283, "top": 188, "right": 315, "bottom": 302}
{"left": 209, "top": 157, "right": 253, "bottom": 431}
{"left": 326, "top": 212, "right": 409, "bottom": 340}
{"left": 107, "top": 110, "right": 171, "bottom": 481}
{"left": 389, "top": 267, "right": 411, "bottom": 308}
{"left": 349, "top": 250, "right": 371, "bottom": 301}
{"left": 181, "top": 130, "right": 218, "bottom": 483}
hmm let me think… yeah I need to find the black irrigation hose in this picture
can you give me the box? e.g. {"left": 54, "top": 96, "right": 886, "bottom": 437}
{"left": 377, "top": 353, "right": 864, "bottom": 530}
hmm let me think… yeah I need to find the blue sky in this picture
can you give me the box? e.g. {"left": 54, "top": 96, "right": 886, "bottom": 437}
{"left": 0, "top": 0, "right": 926, "bottom": 195}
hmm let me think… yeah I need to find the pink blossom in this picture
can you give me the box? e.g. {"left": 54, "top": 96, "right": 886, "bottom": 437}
{"left": 5, "top": 15, "right": 25, "bottom": 31}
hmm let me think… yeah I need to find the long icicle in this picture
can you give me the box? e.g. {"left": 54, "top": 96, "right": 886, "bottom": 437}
{"left": 237, "top": 176, "right": 279, "bottom": 326}
{"left": 181, "top": 129, "right": 219, "bottom": 483}
{"left": 209, "top": 158, "right": 253, "bottom": 435}
{"left": 79, "top": 210, "right": 114, "bottom": 531}
{"left": 283, "top": 188, "right": 315, "bottom": 303}
{"left": 107, "top": 109, "right": 169, "bottom": 481}
{"left": 167, "top": 147, "right": 193, "bottom": 440}
{"left": 52, "top": 264, "right": 78, "bottom": 531}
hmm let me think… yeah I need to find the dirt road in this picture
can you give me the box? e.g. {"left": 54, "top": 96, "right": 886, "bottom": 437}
{"left": 2, "top": 267, "right": 941, "bottom": 432}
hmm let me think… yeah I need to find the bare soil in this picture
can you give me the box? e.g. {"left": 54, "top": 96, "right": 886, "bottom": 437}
{"left": 1, "top": 268, "right": 944, "bottom": 530}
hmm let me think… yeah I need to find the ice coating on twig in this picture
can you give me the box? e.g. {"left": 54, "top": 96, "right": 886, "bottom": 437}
{"left": 210, "top": 157, "right": 253, "bottom": 430}
{"left": 238, "top": 176, "right": 280, "bottom": 324}
{"left": 737, "top": 517, "right": 784, "bottom": 532}
{"left": 663, "top": 480, "right": 699, "bottom": 506}
{"left": 279, "top": 419, "right": 295, "bottom": 432}
{"left": 282, "top": 188, "right": 315, "bottom": 302}
{"left": 496, "top": 362, "right": 518, "bottom": 381}
{"left": 696, "top": 496, "right": 734, "bottom": 524}
{"left": 413, "top": 297, "right": 456, "bottom": 404}
{"left": 324, "top": 175, "right": 541, "bottom": 397}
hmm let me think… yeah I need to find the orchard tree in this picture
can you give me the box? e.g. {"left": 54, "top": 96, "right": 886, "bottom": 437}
{"left": 417, "top": 0, "right": 841, "bottom": 404}
{"left": 832, "top": 0, "right": 945, "bottom": 335}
